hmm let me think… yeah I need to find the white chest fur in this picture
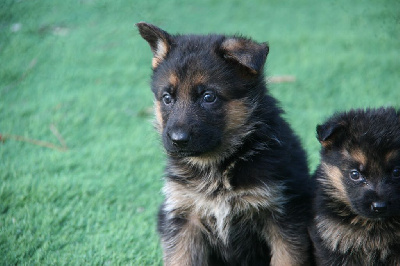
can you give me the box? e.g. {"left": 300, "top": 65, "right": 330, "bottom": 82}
{"left": 163, "top": 180, "right": 286, "bottom": 244}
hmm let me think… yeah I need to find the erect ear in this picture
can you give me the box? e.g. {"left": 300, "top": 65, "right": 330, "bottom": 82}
{"left": 220, "top": 37, "right": 269, "bottom": 74}
{"left": 316, "top": 121, "right": 346, "bottom": 149}
{"left": 136, "top": 22, "right": 172, "bottom": 69}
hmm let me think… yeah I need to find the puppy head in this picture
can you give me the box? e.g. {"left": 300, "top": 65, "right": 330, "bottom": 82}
{"left": 137, "top": 22, "right": 269, "bottom": 160}
{"left": 317, "top": 107, "right": 400, "bottom": 219}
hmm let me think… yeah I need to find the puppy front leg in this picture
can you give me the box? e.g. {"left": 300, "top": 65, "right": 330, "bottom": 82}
{"left": 161, "top": 219, "right": 209, "bottom": 266}
{"left": 266, "top": 222, "right": 310, "bottom": 266}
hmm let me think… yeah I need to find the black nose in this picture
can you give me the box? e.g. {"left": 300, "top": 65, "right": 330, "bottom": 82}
{"left": 371, "top": 202, "right": 387, "bottom": 213}
{"left": 169, "top": 130, "right": 190, "bottom": 147}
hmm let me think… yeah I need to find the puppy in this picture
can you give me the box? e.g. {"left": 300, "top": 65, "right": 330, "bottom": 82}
{"left": 310, "top": 107, "right": 400, "bottom": 265}
{"left": 137, "top": 22, "right": 312, "bottom": 266}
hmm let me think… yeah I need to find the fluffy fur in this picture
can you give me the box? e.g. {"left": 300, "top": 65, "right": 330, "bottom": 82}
{"left": 310, "top": 107, "right": 400, "bottom": 266}
{"left": 137, "top": 22, "right": 312, "bottom": 266}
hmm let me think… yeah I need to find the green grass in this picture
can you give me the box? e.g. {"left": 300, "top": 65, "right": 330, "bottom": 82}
{"left": 1, "top": 0, "right": 399, "bottom": 264}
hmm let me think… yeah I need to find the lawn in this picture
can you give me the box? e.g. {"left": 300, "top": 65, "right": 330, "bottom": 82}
{"left": 1, "top": 0, "right": 399, "bottom": 264}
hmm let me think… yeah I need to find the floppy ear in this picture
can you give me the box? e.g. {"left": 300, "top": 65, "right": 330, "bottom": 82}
{"left": 220, "top": 37, "right": 269, "bottom": 74}
{"left": 136, "top": 22, "right": 172, "bottom": 68}
{"left": 316, "top": 122, "right": 345, "bottom": 148}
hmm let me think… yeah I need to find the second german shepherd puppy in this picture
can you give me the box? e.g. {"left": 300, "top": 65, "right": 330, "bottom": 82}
{"left": 137, "top": 22, "right": 312, "bottom": 266}
{"left": 310, "top": 107, "right": 400, "bottom": 266}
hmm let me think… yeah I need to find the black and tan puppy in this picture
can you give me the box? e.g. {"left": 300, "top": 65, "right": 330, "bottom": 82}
{"left": 137, "top": 22, "right": 312, "bottom": 266}
{"left": 310, "top": 107, "right": 400, "bottom": 266}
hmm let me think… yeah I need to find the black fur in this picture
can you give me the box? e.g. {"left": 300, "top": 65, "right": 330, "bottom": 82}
{"left": 310, "top": 107, "right": 400, "bottom": 266}
{"left": 137, "top": 22, "right": 312, "bottom": 266}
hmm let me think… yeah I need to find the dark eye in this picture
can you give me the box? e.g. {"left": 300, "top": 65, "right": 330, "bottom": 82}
{"left": 203, "top": 91, "right": 216, "bottom": 103}
{"left": 349, "top": 170, "right": 363, "bottom": 181}
{"left": 393, "top": 167, "right": 400, "bottom": 178}
{"left": 162, "top": 93, "right": 173, "bottom": 105}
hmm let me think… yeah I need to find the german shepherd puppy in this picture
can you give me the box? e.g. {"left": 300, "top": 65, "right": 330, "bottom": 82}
{"left": 310, "top": 107, "right": 400, "bottom": 266}
{"left": 137, "top": 22, "right": 312, "bottom": 266}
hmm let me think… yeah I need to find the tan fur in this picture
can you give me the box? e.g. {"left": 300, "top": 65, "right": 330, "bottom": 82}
{"left": 221, "top": 38, "right": 242, "bottom": 51}
{"left": 315, "top": 214, "right": 400, "bottom": 261}
{"left": 320, "top": 139, "right": 333, "bottom": 148}
{"left": 220, "top": 38, "right": 266, "bottom": 74}
{"left": 225, "top": 100, "right": 251, "bottom": 133}
{"left": 342, "top": 148, "right": 368, "bottom": 171}
{"left": 154, "top": 101, "right": 163, "bottom": 132}
{"left": 163, "top": 178, "right": 287, "bottom": 245}
{"left": 385, "top": 150, "right": 398, "bottom": 163}
{"left": 168, "top": 72, "right": 179, "bottom": 88}
{"left": 350, "top": 148, "right": 368, "bottom": 166}
{"left": 162, "top": 216, "right": 208, "bottom": 266}
{"left": 152, "top": 39, "right": 168, "bottom": 68}
{"left": 319, "top": 162, "right": 350, "bottom": 204}
{"left": 175, "top": 72, "right": 208, "bottom": 101}
{"left": 191, "top": 72, "right": 207, "bottom": 86}
{"left": 265, "top": 222, "right": 304, "bottom": 266}
{"left": 340, "top": 149, "right": 351, "bottom": 159}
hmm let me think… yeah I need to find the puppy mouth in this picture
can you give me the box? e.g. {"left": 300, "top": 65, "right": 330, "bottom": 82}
{"left": 359, "top": 213, "right": 391, "bottom": 220}
{"left": 352, "top": 205, "right": 394, "bottom": 220}
{"left": 167, "top": 150, "right": 202, "bottom": 158}
{"left": 164, "top": 139, "right": 222, "bottom": 158}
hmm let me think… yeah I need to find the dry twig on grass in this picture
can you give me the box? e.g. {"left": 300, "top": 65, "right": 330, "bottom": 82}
{"left": 0, "top": 124, "right": 68, "bottom": 152}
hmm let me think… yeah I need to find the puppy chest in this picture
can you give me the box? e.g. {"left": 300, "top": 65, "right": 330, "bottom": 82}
{"left": 164, "top": 187, "right": 275, "bottom": 244}
{"left": 165, "top": 193, "right": 233, "bottom": 242}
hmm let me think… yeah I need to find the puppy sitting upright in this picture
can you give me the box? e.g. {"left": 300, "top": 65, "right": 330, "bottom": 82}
{"left": 310, "top": 108, "right": 400, "bottom": 266}
{"left": 137, "top": 22, "right": 312, "bottom": 266}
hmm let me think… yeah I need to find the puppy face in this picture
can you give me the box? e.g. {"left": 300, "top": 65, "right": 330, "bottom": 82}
{"left": 137, "top": 23, "right": 269, "bottom": 159}
{"left": 317, "top": 108, "right": 400, "bottom": 219}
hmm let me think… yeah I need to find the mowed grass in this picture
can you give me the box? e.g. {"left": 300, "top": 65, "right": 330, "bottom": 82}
{"left": 1, "top": 0, "right": 399, "bottom": 264}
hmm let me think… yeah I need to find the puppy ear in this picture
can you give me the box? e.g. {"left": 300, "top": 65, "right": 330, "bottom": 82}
{"left": 316, "top": 122, "right": 345, "bottom": 148}
{"left": 136, "top": 22, "right": 171, "bottom": 69}
{"left": 220, "top": 37, "right": 269, "bottom": 74}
